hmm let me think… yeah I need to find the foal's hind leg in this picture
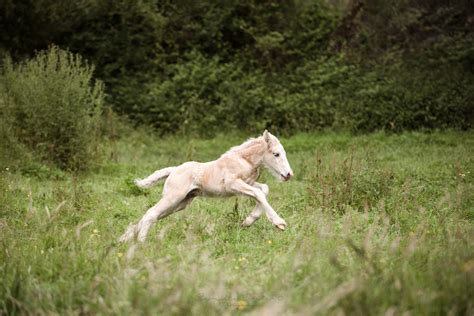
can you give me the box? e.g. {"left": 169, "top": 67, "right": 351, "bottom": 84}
{"left": 135, "top": 196, "right": 182, "bottom": 242}
{"left": 135, "top": 189, "right": 197, "bottom": 242}
{"left": 119, "top": 194, "right": 193, "bottom": 243}
{"left": 121, "top": 185, "right": 195, "bottom": 242}
{"left": 242, "top": 183, "right": 269, "bottom": 227}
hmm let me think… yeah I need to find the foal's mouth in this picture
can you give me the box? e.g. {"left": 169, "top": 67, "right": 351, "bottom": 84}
{"left": 281, "top": 173, "right": 292, "bottom": 181}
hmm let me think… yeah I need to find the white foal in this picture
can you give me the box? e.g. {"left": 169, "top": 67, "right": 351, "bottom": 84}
{"left": 119, "top": 130, "right": 293, "bottom": 242}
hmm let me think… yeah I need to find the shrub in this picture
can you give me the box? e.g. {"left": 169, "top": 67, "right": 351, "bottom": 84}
{"left": 141, "top": 53, "right": 355, "bottom": 136}
{"left": 0, "top": 46, "right": 104, "bottom": 171}
{"left": 144, "top": 51, "right": 269, "bottom": 135}
{"left": 335, "top": 63, "right": 474, "bottom": 132}
{"left": 139, "top": 51, "right": 474, "bottom": 136}
{"left": 0, "top": 1, "right": 472, "bottom": 135}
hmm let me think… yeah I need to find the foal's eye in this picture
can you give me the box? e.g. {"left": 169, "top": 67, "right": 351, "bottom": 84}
{"left": 273, "top": 153, "right": 280, "bottom": 157}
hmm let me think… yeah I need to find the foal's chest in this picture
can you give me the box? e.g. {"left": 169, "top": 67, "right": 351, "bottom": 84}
{"left": 244, "top": 168, "right": 260, "bottom": 185}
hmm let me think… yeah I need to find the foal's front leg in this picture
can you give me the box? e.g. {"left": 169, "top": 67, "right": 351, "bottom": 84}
{"left": 231, "top": 179, "right": 287, "bottom": 230}
{"left": 242, "top": 182, "right": 268, "bottom": 227}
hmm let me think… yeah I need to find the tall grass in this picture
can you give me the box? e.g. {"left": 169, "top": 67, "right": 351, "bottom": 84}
{"left": 0, "top": 131, "right": 473, "bottom": 314}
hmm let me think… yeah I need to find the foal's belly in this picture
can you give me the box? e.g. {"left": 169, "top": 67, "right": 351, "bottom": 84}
{"left": 186, "top": 188, "right": 233, "bottom": 199}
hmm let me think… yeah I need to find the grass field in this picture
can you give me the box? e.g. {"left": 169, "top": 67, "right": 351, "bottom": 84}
{"left": 1, "top": 131, "right": 473, "bottom": 315}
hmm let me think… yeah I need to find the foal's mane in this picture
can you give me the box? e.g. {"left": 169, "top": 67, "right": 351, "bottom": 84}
{"left": 223, "top": 133, "right": 280, "bottom": 164}
{"left": 226, "top": 137, "right": 264, "bottom": 154}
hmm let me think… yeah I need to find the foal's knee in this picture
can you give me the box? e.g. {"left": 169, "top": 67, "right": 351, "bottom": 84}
{"left": 260, "top": 184, "right": 269, "bottom": 196}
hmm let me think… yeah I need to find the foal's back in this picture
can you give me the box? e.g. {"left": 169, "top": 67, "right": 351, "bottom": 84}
{"left": 163, "top": 152, "right": 254, "bottom": 196}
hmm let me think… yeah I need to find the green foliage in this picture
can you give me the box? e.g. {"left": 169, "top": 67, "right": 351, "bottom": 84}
{"left": 0, "top": 0, "right": 104, "bottom": 63}
{"left": 63, "top": 0, "right": 166, "bottom": 116}
{"left": 140, "top": 50, "right": 473, "bottom": 135}
{"left": 0, "top": 46, "right": 104, "bottom": 171}
{"left": 346, "top": 0, "right": 474, "bottom": 57}
{"left": 0, "top": 131, "right": 472, "bottom": 314}
{"left": 143, "top": 51, "right": 269, "bottom": 135}
{"left": 281, "top": 55, "right": 473, "bottom": 133}
{"left": 336, "top": 63, "right": 474, "bottom": 132}
{"left": 153, "top": 1, "right": 337, "bottom": 68}
{"left": 0, "top": 1, "right": 472, "bottom": 135}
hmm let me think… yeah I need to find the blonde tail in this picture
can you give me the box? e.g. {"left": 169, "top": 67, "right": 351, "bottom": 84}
{"left": 134, "top": 167, "right": 175, "bottom": 189}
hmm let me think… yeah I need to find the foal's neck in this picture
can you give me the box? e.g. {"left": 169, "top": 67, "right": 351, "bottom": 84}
{"left": 238, "top": 138, "right": 266, "bottom": 167}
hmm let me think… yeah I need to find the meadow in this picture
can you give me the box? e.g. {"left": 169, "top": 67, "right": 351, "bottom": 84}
{"left": 1, "top": 130, "right": 473, "bottom": 315}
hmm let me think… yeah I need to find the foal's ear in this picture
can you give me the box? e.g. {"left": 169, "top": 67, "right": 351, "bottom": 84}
{"left": 263, "top": 130, "right": 272, "bottom": 145}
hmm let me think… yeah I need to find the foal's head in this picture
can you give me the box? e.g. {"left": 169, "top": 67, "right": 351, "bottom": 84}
{"left": 261, "top": 130, "right": 293, "bottom": 181}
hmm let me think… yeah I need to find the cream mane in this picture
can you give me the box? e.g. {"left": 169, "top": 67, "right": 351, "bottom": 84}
{"left": 222, "top": 137, "right": 268, "bottom": 165}
{"left": 226, "top": 137, "right": 263, "bottom": 154}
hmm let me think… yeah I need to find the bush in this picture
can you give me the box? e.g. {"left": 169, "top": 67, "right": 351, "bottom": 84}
{"left": 141, "top": 53, "right": 356, "bottom": 136}
{"left": 138, "top": 51, "right": 473, "bottom": 136}
{"left": 1, "top": 1, "right": 471, "bottom": 136}
{"left": 335, "top": 63, "right": 474, "bottom": 132}
{"left": 0, "top": 46, "right": 104, "bottom": 171}
{"left": 144, "top": 51, "right": 269, "bottom": 135}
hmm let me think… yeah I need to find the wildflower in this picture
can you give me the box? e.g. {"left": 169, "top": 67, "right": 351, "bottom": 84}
{"left": 93, "top": 229, "right": 99, "bottom": 234}
{"left": 236, "top": 300, "right": 247, "bottom": 310}
{"left": 267, "top": 240, "right": 272, "bottom": 245}
{"left": 117, "top": 252, "right": 123, "bottom": 258}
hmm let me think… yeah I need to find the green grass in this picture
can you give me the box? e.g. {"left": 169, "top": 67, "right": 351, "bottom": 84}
{"left": 1, "top": 131, "right": 473, "bottom": 315}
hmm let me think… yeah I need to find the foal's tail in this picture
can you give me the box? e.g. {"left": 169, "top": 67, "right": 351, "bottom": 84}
{"left": 135, "top": 166, "right": 175, "bottom": 189}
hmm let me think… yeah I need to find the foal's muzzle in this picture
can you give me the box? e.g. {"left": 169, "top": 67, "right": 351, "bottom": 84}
{"left": 281, "top": 172, "right": 292, "bottom": 181}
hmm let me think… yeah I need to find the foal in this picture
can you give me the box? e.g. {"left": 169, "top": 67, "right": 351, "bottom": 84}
{"left": 119, "top": 130, "right": 293, "bottom": 242}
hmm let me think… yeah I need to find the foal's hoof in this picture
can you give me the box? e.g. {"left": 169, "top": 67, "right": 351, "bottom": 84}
{"left": 276, "top": 224, "right": 286, "bottom": 231}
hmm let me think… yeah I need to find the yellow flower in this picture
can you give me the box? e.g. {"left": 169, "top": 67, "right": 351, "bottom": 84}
{"left": 267, "top": 240, "right": 272, "bottom": 245}
{"left": 117, "top": 252, "right": 123, "bottom": 258}
{"left": 236, "top": 300, "right": 247, "bottom": 310}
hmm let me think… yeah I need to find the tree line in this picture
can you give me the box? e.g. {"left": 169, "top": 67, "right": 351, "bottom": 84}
{"left": 1, "top": 0, "right": 472, "bottom": 136}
